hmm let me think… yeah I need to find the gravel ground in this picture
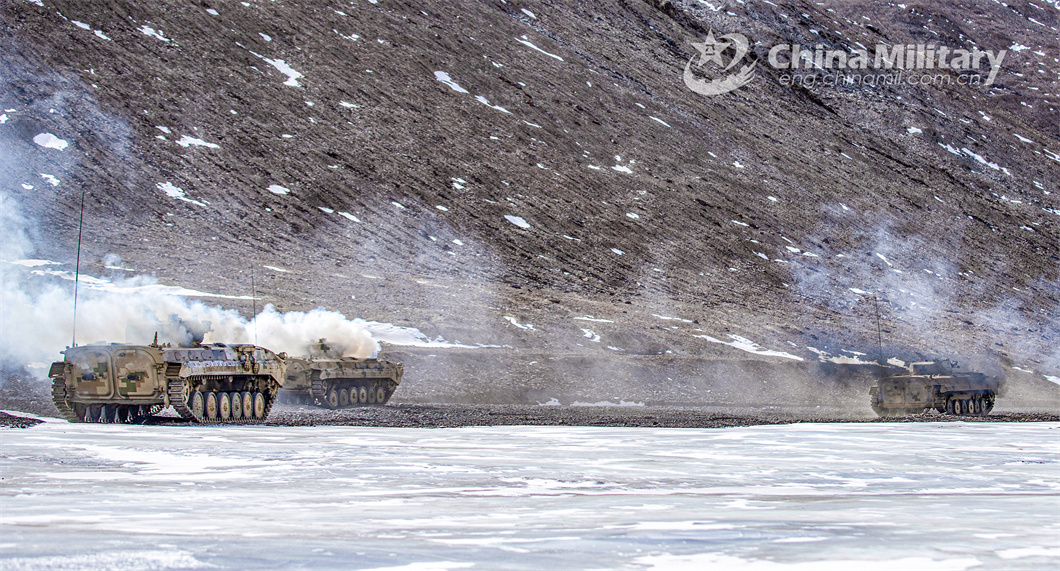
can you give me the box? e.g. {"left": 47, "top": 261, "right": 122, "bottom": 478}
{"left": 2, "top": 404, "right": 1056, "bottom": 430}
{"left": 0, "top": 411, "right": 42, "bottom": 428}
{"left": 266, "top": 404, "right": 1060, "bottom": 428}
{"left": 4, "top": 372, "right": 1055, "bottom": 429}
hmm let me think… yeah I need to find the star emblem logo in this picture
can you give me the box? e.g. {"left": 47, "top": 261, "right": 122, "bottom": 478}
{"left": 692, "top": 29, "right": 731, "bottom": 68}
{"left": 683, "top": 29, "right": 757, "bottom": 96}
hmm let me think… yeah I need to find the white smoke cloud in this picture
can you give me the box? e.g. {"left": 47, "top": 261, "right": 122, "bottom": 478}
{"left": 230, "top": 305, "right": 378, "bottom": 360}
{"left": 0, "top": 192, "right": 380, "bottom": 376}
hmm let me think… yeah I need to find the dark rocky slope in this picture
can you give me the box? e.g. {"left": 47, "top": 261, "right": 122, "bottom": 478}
{"left": 2, "top": 0, "right": 1058, "bottom": 407}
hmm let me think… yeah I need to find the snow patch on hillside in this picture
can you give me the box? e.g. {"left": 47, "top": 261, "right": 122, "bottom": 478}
{"left": 653, "top": 314, "right": 693, "bottom": 323}
{"left": 504, "top": 215, "right": 531, "bottom": 229}
{"left": 365, "top": 322, "right": 480, "bottom": 348}
{"left": 5, "top": 259, "right": 61, "bottom": 268}
{"left": 962, "top": 147, "right": 1011, "bottom": 176}
{"left": 249, "top": 51, "right": 303, "bottom": 86}
{"left": 516, "top": 36, "right": 564, "bottom": 61}
{"left": 33, "top": 133, "right": 68, "bottom": 150}
{"left": 574, "top": 316, "right": 613, "bottom": 323}
{"left": 157, "top": 182, "right": 207, "bottom": 207}
{"left": 694, "top": 334, "right": 804, "bottom": 361}
{"left": 176, "top": 135, "right": 219, "bottom": 149}
{"left": 504, "top": 316, "right": 536, "bottom": 331}
{"left": 435, "top": 71, "right": 468, "bottom": 93}
{"left": 475, "top": 95, "right": 510, "bottom": 114}
{"left": 29, "top": 268, "right": 248, "bottom": 300}
{"left": 139, "top": 26, "right": 170, "bottom": 42}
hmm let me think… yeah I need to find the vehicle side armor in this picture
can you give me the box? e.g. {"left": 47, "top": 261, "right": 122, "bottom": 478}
{"left": 49, "top": 340, "right": 287, "bottom": 423}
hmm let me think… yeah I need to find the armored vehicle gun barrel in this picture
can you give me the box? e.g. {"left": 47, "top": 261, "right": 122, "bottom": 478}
{"left": 49, "top": 341, "right": 287, "bottom": 424}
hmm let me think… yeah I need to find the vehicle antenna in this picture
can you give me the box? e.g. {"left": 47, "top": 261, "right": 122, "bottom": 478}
{"left": 71, "top": 189, "right": 87, "bottom": 347}
{"left": 873, "top": 294, "right": 885, "bottom": 376}
{"left": 251, "top": 273, "right": 257, "bottom": 346}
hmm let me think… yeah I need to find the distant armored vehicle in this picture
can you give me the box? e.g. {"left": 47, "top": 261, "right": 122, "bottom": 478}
{"left": 49, "top": 340, "right": 287, "bottom": 424}
{"left": 869, "top": 361, "right": 999, "bottom": 417}
{"left": 281, "top": 339, "right": 403, "bottom": 408}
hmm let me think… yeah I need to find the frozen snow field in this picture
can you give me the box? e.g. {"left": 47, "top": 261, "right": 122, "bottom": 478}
{"left": 1, "top": 420, "right": 1058, "bottom": 570}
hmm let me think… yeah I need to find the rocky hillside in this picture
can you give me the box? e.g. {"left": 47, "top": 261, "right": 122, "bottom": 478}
{"left": 2, "top": 0, "right": 1058, "bottom": 407}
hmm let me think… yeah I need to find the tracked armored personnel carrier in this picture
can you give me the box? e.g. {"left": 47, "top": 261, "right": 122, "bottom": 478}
{"left": 49, "top": 340, "right": 287, "bottom": 424}
{"left": 869, "top": 361, "right": 999, "bottom": 417}
{"left": 281, "top": 339, "right": 403, "bottom": 408}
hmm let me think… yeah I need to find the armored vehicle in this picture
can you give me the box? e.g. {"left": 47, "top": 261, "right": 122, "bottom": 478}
{"left": 49, "top": 340, "right": 287, "bottom": 424}
{"left": 281, "top": 339, "right": 403, "bottom": 408}
{"left": 869, "top": 361, "right": 999, "bottom": 417}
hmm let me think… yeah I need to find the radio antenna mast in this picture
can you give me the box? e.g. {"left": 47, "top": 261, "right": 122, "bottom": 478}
{"left": 251, "top": 273, "right": 257, "bottom": 346}
{"left": 71, "top": 189, "right": 87, "bottom": 347}
{"left": 873, "top": 294, "right": 885, "bottom": 376}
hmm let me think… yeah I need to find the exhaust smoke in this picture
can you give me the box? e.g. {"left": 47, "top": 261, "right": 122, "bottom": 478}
{"left": 0, "top": 192, "right": 380, "bottom": 378}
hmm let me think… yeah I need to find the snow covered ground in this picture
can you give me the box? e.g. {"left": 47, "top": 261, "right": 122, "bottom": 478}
{"left": 2, "top": 420, "right": 1058, "bottom": 570}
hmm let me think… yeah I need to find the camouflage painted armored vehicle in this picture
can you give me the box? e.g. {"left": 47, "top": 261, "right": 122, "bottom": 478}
{"left": 49, "top": 339, "right": 287, "bottom": 424}
{"left": 869, "top": 361, "right": 999, "bottom": 417}
{"left": 281, "top": 339, "right": 403, "bottom": 408}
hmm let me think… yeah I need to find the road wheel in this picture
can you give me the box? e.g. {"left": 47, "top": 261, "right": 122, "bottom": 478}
{"left": 242, "top": 392, "right": 253, "bottom": 416}
{"left": 252, "top": 392, "right": 266, "bottom": 419}
{"left": 219, "top": 392, "right": 232, "bottom": 420}
{"left": 205, "top": 392, "right": 218, "bottom": 420}
{"left": 358, "top": 386, "right": 368, "bottom": 404}
{"left": 375, "top": 387, "right": 386, "bottom": 404}
{"left": 367, "top": 385, "right": 377, "bottom": 404}
{"left": 339, "top": 388, "right": 350, "bottom": 407}
{"left": 190, "top": 391, "right": 205, "bottom": 419}
{"left": 230, "top": 393, "right": 243, "bottom": 420}
{"left": 326, "top": 389, "right": 339, "bottom": 409}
